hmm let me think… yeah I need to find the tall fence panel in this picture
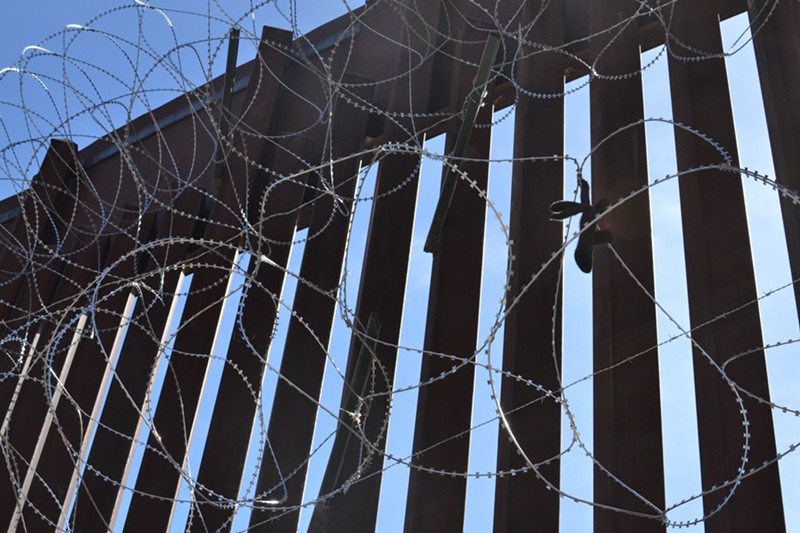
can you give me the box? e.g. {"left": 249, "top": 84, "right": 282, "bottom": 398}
{"left": 0, "top": 1, "right": 796, "bottom": 531}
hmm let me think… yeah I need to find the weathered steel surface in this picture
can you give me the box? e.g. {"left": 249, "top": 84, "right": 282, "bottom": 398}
{"left": 403, "top": 109, "right": 492, "bottom": 532}
{"left": 211, "top": 28, "right": 241, "bottom": 195}
{"left": 122, "top": 262, "right": 234, "bottom": 531}
{"left": 176, "top": 33, "right": 319, "bottom": 527}
{"left": 493, "top": 2, "right": 565, "bottom": 532}
{"left": 185, "top": 26, "right": 335, "bottom": 532}
{"left": 182, "top": 138, "right": 313, "bottom": 532}
{"left": 238, "top": 97, "right": 370, "bottom": 531}
{"left": 667, "top": 1, "right": 785, "bottom": 531}
{"left": 211, "top": 26, "right": 293, "bottom": 229}
{"left": 307, "top": 314, "right": 381, "bottom": 532}
{"left": 0, "top": 140, "right": 82, "bottom": 526}
{"left": 69, "top": 206, "right": 193, "bottom": 531}
{"left": 0, "top": 139, "right": 78, "bottom": 303}
{"left": 424, "top": 34, "right": 499, "bottom": 254}
{"left": 15, "top": 210, "right": 156, "bottom": 531}
{"left": 312, "top": 161, "right": 417, "bottom": 531}
{"left": 748, "top": 0, "right": 800, "bottom": 324}
{"left": 308, "top": 0, "right": 446, "bottom": 530}
{"left": 1, "top": 0, "right": 794, "bottom": 531}
{"left": 1, "top": 237, "right": 111, "bottom": 531}
{"left": 589, "top": 1, "right": 665, "bottom": 530}
{"left": 403, "top": 10, "right": 494, "bottom": 528}
{"left": 122, "top": 27, "right": 293, "bottom": 531}
{"left": 0, "top": 140, "right": 80, "bottom": 417}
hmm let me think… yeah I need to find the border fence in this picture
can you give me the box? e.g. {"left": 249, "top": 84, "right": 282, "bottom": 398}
{"left": 1, "top": 0, "right": 798, "bottom": 531}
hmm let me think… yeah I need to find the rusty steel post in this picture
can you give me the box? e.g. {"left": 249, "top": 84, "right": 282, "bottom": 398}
{"left": 234, "top": 100, "right": 370, "bottom": 532}
{"left": 0, "top": 140, "right": 80, "bottom": 418}
{"left": 0, "top": 139, "right": 79, "bottom": 315}
{"left": 403, "top": 10, "right": 495, "bottom": 525}
{"left": 424, "top": 34, "right": 499, "bottom": 255}
{"left": 667, "top": 1, "right": 785, "bottom": 531}
{"left": 0, "top": 140, "right": 83, "bottom": 525}
{"left": 203, "top": 26, "right": 293, "bottom": 242}
{"left": 748, "top": 0, "right": 800, "bottom": 325}
{"left": 493, "top": 2, "right": 566, "bottom": 532}
{"left": 122, "top": 26, "right": 294, "bottom": 531}
{"left": 185, "top": 139, "right": 313, "bottom": 533}
{"left": 15, "top": 208, "right": 163, "bottom": 531}
{"left": 1, "top": 238, "right": 112, "bottom": 531}
{"left": 181, "top": 25, "right": 315, "bottom": 533}
{"left": 121, "top": 261, "right": 236, "bottom": 531}
{"left": 403, "top": 105, "right": 492, "bottom": 533}
{"left": 589, "top": 0, "right": 665, "bottom": 530}
{"left": 304, "top": 1, "right": 447, "bottom": 530}
{"left": 69, "top": 208, "right": 191, "bottom": 531}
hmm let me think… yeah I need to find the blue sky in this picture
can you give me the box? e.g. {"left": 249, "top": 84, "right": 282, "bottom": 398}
{"left": 1, "top": 2, "right": 798, "bottom": 532}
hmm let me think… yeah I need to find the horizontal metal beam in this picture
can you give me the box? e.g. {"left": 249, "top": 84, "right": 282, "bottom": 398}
{"left": 78, "top": 23, "right": 362, "bottom": 171}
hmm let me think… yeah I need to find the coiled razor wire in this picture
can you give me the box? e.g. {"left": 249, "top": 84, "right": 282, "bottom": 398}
{"left": 0, "top": 1, "right": 798, "bottom": 531}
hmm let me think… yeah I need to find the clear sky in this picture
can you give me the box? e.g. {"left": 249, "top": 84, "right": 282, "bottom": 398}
{"left": 1, "top": 2, "right": 798, "bottom": 532}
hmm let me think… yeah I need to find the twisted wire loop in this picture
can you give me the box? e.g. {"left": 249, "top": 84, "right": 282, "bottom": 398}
{"left": 0, "top": 0, "right": 796, "bottom": 530}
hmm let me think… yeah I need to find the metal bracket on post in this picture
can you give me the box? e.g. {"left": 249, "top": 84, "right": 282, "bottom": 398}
{"left": 211, "top": 27, "right": 240, "bottom": 195}
{"left": 423, "top": 34, "right": 500, "bottom": 255}
{"left": 308, "top": 313, "right": 381, "bottom": 533}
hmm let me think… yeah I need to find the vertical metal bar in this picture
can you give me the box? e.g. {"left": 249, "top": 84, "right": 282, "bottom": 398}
{"left": 211, "top": 26, "right": 293, "bottom": 230}
{"left": 748, "top": 0, "right": 800, "bottom": 324}
{"left": 234, "top": 88, "right": 367, "bottom": 532}
{"left": 311, "top": 153, "right": 422, "bottom": 533}
{"left": 255, "top": 2, "right": 445, "bottom": 530}
{"left": 0, "top": 140, "right": 81, "bottom": 525}
{"left": 403, "top": 108, "right": 492, "bottom": 532}
{"left": 0, "top": 239, "right": 109, "bottom": 531}
{"left": 184, "top": 156, "right": 305, "bottom": 533}
{"left": 121, "top": 259, "right": 235, "bottom": 531}
{"left": 15, "top": 284, "right": 131, "bottom": 529}
{"left": 0, "top": 262, "right": 92, "bottom": 527}
{"left": 403, "top": 25, "right": 494, "bottom": 528}
{"left": 181, "top": 57, "right": 313, "bottom": 531}
{"left": 666, "top": 1, "right": 785, "bottom": 531}
{"left": 14, "top": 213, "right": 150, "bottom": 530}
{"left": 308, "top": 314, "right": 381, "bottom": 533}
{"left": 15, "top": 193, "right": 200, "bottom": 531}
{"left": 121, "top": 26, "right": 293, "bottom": 529}
{"left": 0, "top": 139, "right": 78, "bottom": 301}
{"left": 54, "top": 293, "right": 137, "bottom": 532}
{"left": 493, "top": 2, "right": 566, "bottom": 532}
{"left": 0, "top": 140, "right": 79, "bottom": 416}
{"left": 6, "top": 316, "right": 88, "bottom": 531}
{"left": 589, "top": 0, "right": 665, "bottom": 530}
{"left": 69, "top": 213, "right": 188, "bottom": 531}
